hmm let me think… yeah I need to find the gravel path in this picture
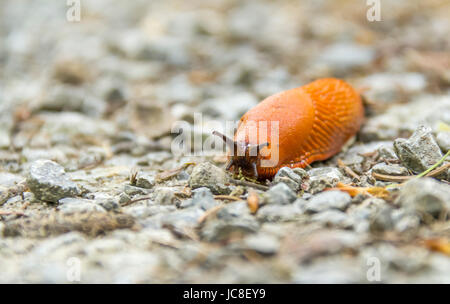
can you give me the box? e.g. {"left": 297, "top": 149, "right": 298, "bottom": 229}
{"left": 0, "top": 0, "right": 449, "bottom": 283}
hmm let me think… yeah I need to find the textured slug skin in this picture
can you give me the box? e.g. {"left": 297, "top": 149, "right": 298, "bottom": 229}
{"left": 234, "top": 78, "right": 364, "bottom": 180}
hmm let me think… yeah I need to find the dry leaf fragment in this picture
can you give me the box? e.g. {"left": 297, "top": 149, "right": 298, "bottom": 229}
{"left": 326, "top": 182, "right": 390, "bottom": 199}
{"left": 424, "top": 238, "right": 450, "bottom": 256}
{"left": 247, "top": 191, "right": 259, "bottom": 214}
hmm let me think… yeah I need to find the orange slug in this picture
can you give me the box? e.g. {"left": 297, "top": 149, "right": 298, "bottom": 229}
{"left": 213, "top": 78, "right": 364, "bottom": 180}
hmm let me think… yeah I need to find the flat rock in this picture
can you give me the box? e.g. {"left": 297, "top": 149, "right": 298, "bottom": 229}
{"left": 394, "top": 125, "right": 443, "bottom": 173}
{"left": 272, "top": 167, "right": 307, "bottom": 192}
{"left": 396, "top": 178, "right": 450, "bottom": 220}
{"left": 436, "top": 132, "right": 450, "bottom": 152}
{"left": 26, "top": 160, "right": 79, "bottom": 203}
{"left": 256, "top": 204, "right": 303, "bottom": 222}
{"left": 371, "top": 163, "right": 409, "bottom": 176}
{"left": 263, "top": 182, "right": 297, "bottom": 205}
{"left": 188, "top": 162, "right": 229, "bottom": 194}
{"left": 308, "top": 167, "right": 343, "bottom": 194}
{"left": 305, "top": 190, "right": 352, "bottom": 213}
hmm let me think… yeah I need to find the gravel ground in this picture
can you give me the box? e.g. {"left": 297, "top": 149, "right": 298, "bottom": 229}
{"left": 1, "top": 0, "right": 450, "bottom": 283}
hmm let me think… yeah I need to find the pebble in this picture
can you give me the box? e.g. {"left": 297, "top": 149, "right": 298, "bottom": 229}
{"left": 305, "top": 190, "right": 351, "bottom": 213}
{"left": 371, "top": 163, "right": 409, "bottom": 176}
{"left": 188, "top": 162, "right": 229, "bottom": 194}
{"left": 118, "top": 192, "right": 131, "bottom": 205}
{"left": 263, "top": 183, "right": 297, "bottom": 205}
{"left": 436, "top": 132, "right": 450, "bottom": 152}
{"left": 216, "top": 201, "right": 250, "bottom": 220}
{"left": 0, "top": 172, "right": 24, "bottom": 187}
{"left": 201, "top": 216, "right": 260, "bottom": 242}
{"left": 392, "top": 210, "right": 421, "bottom": 232}
{"left": 242, "top": 234, "right": 280, "bottom": 255}
{"left": 369, "top": 206, "right": 394, "bottom": 233}
{"left": 394, "top": 125, "right": 443, "bottom": 173}
{"left": 26, "top": 160, "right": 80, "bottom": 203}
{"left": 89, "top": 193, "right": 120, "bottom": 211}
{"left": 256, "top": 204, "right": 303, "bottom": 222}
{"left": 311, "top": 210, "right": 353, "bottom": 228}
{"left": 181, "top": 187, "right": 219, "bottom": 211}
{"left": 395, "top": 178, "right": 450, "bottom": 220}
{"left": 161, "top": 207, "right": 205, "bottom": 231}
{"left": 272, "top": 167, "right": 307, "bottom": 192}
{"left": 153, "top": 187, "right": 178, "bottom": 206}
{"left": 58, "top": 198, "right": 106, "bottom": 214}
{"left": 135, "top": 172, "right": 155, "bottom": 189}
{"left": 123, "top": 184, "right": 149, "bottom": 196}
{"left": 307, "top": 167, "right": 343, "bottom": 194}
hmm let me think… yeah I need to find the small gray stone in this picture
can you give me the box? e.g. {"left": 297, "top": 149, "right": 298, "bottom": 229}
{"left": 217, "top": 201, "right": 250, "bottom": 220}
{"left": 369, "top": 206, "right": 394, "bottom": 233}
{"left": 201, "top": 216, "right": 259, "bottom": 242}
{"left": 58, "top": 198, "right": 106, "bottom": 214}
{"left": 263, "top": 183, "right": 297, "bottom": 205}
{"left": 394, "top": 212, "right": 421, "bottom": 232}
{"left": 37, "top": 85, "right": 85, "bottom": 112}
{"left": 378, "top": 145, "right": 398, "bottom": 159}
{"left": 436, "top": 132, "right": 450, "bottom": 152}
{"left": 396, "top": 178, "right": 450, "bottom": 220}
{"left": 394, "top": 125, "right": 443, "bottom": 173}
{"left": 308, "top": 167, "right": 343, "bottom": 194}
{"left": 188, "top": 187, "right": 219, "bottom": 211}
{"left": 272, "top": 167, "right": 306, "bottom": 192}
{"left": 153, "top": 187, "right": 178, "bottom": 205}
{"left": 161, "top": 207, "right": 205, "bottom": 231}
{"left": 135, "top": 173, "right": 155, "bottom": 189}
{"left": 94, "top": 196, "right": 120, "bottom": 211}
{"left": 118, "top": 192, "right": 131, "bottom": 205}
{"left": 123, "top": 184, "right": 149, "bottom": 196}
{"left": 243, "top": 234, "right": 280, "bottom": 255}
{"left": 26, "top": 160, "right": 79, "bottom": 203}
{"left": 256, "top": 204, "right": 303, "bottom": 222}
{"left": 372, "top": 163, "right": 409, "bottom": 176}
{"left": 311, "top": 210, "right": 353, "bottom": 228}
{"left": 0, "top": 173, "right": 24, "bottom": 187}
{"left": 305, "top": 190, "right": 351, "bottom": 213}
{"left": 125, "top": 205, "right": 176, "bottom": 219}
{"left": 188, "top": 162, "right": 229, "bottom": 194}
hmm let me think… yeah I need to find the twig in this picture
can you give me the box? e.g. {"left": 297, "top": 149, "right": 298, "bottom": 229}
{"left": 121, "top": 196, "right": 152, "bottom": 207}
{"left": 214, "top": 195, "right": 241, "bottom": 201}
{"left": 425, "top": 162, "right": 450, "bottom": 178}
{"left": 231, "top": 179, "right": 269, "bottom": 191}
{"left": 0, "top": 210, "right": 26, "bottom": 217}
{"left": 371, "top": 172, "right": 412, "bottom": 182}
{"left": 337, "top": 159, "right": 360, "bottom": 181}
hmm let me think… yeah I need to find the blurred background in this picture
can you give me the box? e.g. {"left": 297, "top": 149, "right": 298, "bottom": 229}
{"left": 0, "top": 0, "right": 449, "bottom": 153}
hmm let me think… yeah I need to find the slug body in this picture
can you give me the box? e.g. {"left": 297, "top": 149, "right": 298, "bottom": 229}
{"left": 214, "top": 78, "right": 364, "bottom": 180}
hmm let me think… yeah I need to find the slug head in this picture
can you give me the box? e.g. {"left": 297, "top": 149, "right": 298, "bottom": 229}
{"left": 213, "top": 131, "right": 268, "bottom": 179}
